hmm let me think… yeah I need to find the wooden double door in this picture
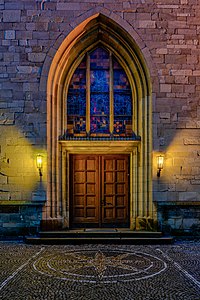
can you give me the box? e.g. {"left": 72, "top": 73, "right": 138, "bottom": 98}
{"left": 70, "top": 154, "right": 130, "bottom": 228}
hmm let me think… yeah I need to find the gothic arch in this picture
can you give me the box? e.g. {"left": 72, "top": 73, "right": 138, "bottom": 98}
{"left": 44, "top": 13, "right": 154, "bottom": 230}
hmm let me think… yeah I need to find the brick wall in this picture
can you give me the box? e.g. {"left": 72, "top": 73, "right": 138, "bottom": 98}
{"left": 0, "top": 0, "right": 199, "bottom": 235}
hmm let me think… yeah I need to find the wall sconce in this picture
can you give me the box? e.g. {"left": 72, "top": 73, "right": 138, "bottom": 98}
{"left": 36, "top": 154, "right": 43, "bottom": 177}
{"left": 157, "top": 155, "right": 164, "bottom": 177}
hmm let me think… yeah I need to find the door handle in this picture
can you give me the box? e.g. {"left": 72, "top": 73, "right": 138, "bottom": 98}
{"left": 101, "top": 199, "right": 106, "bottom": 206}
{"left": 101, "top": 200, "right": 113, "bottom": 206}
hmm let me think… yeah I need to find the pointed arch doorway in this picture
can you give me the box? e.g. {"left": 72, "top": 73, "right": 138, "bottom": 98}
{"left": 44, "top": 14, "right": 153, "bottom": 231}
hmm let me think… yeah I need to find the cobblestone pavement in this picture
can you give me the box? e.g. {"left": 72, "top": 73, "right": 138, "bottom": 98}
{"left": 0, "top": 241, "right": 200, "bottom": 300}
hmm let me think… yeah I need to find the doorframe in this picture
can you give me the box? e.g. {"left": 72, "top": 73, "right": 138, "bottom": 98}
{"left": 60, "top": 140, "right": 140, "bottom": 230}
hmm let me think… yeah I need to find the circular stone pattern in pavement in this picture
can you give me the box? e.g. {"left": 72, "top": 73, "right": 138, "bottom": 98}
{"left": 33, "top": 249, "right": 167, "bottom": 283}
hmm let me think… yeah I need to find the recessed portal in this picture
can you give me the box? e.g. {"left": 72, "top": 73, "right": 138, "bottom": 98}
{"left": 46, "top": 13, "right": 153, "bottom": 231}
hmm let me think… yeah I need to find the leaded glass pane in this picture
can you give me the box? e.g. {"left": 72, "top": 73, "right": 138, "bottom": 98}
{"left": 90, "top": 48, "right": 109, "bottom": 70}
{"left": 90, "top": 48, "right": 110, "bottom": 134}
{"left": 90, "top": 93, "right": 109, "bottom": 115}
{"left": 113, "top": 59, "right": 132, "bottom": 136}
{"left": 90, "top": 93, "right": 109, "bottom": 133}
{"left": 67, "top": 90, "right": 86, "bottom": 116}
{"left": 67, "top": 58, "right": 86, "bottom": 136}
{"left": 67, "top": 116, "right": 86, "bottom": 134}
{"left": 114, "top": 93, "right": 132, "bottom": 115}
{"left": 91, "top": 70, "right": 109, "bottom": 92}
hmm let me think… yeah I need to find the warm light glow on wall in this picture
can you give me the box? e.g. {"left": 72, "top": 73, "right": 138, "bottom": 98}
{"left": 0, "top": 126, "right": 47, "bottom": 201}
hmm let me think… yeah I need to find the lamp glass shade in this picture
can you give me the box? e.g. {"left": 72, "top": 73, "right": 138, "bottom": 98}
{"left": 36, "top": 155, "right": 43, "bottom": 169}
{"left": 157, "top": 155, "right": 164, "bottom": 170}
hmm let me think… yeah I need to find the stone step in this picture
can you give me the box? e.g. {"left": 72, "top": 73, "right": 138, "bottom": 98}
{"left": 25, "top": 236, "right": 173, "bottom": 245}
{"left": 38, "top": 229, "right": 163, "bottom": 239}
{"left": 25, "top": 229, "right": 173, "bottom": 245}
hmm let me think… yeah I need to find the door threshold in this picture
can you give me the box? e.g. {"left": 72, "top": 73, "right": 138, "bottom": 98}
{"left": 84, "top": 228, "right": 118, "bottom": 232}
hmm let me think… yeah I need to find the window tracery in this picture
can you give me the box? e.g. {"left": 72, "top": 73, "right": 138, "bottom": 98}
{"left": 66, "top": 47, "right": 136, "bottom": 139}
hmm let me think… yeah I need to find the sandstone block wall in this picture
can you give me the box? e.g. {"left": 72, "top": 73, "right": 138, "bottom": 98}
{"left": 0, "top": 0, "right": 199, "bottom": 235}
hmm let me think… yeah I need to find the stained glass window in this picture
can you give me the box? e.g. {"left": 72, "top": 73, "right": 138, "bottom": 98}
{"left": 113, "top": 59, "right": 132, "bottom": 136}
{"left": 66, "top": 47, "right": 133, "bottom": 138}
{"left": 90, "top": 48, "right": 110, "bottom": 134}
{"left": 67, "top": 58, "right": 86, "bottom": 136}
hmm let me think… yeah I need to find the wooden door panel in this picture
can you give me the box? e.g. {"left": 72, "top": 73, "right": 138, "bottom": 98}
{"left": 74, "top": 159, "right": 85, "bottom": 170}
{"left": 86, "top": 159, "right": 96, "bottom": 170}
{"left": 105, "top": 184, "right": 114, "bottom": 194}
{"left": 116, "top": 183, "right": 125, "bottom": 194}
{"left": 116, "top": 207, "right": 126, "bottom": 218}
{"left": 70, "top": 154, "right": 129, "bottom": 227}
{"left": 74, "top": 196, "right": 84, "bottom": 206}
{"left": 86, "top": 207, "right": 96, "bottom": 217}
{"left": 105, "top": 172, "right": 114, "bottom": 183}
{"left": 86, "top": 196, "right": 96, "bottom": 206}
{"left": 86, "top": 183, "right": 95, "bottom": 194}
{"left": 116, "top": 159, "right": 126, "bottom": 170}
{"left": 87, "top": 171, "right": 96, "bottom": 182}
{"left": 74, "top": 208, "right": 84, "bottom": 217}
{"left": 117, "top": 172, "right": 125, "bottom": 181}
{"left": 70, "top": 155, "right": 99, "bottom": 224}
{"left": 103, "top": 207, "right": 114, "bottom": 218}
{"left": 102, "top": 155, "right": 129, "bottom": 225}
{"left": 105, "top": 159, "right": 114, "bottom": 171}
{"left": 116, "top": 196, "right": 125, "bottom": 206}
{"left": 74, "top": 183, "right": 85, "bottom": 194}
{"left": 74, "top": 172, "right": 85, "bottom": 183}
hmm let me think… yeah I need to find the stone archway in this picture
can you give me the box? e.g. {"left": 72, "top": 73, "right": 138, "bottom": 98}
{"left": 43, "top": 13, "right": 153, "bottom": 231}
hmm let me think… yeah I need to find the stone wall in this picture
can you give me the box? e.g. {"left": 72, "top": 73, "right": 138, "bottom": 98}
{"left": 0, "top": 0, "right": 200, "bottom": 235}
{"left": 0, "top": 201, "right": 44, "bottom": 237}
{"left": 157, "top": 203, "right": 200, "bottom": 236}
